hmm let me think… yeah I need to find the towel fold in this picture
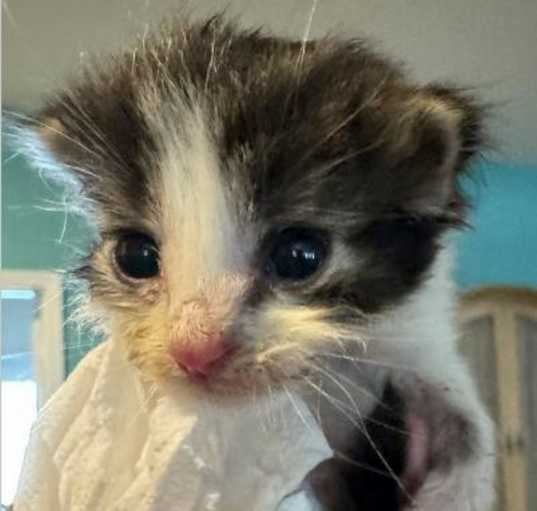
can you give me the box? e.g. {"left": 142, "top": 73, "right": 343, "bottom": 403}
{"left": 14, "top": 341, "right": 332, "bottom": 511}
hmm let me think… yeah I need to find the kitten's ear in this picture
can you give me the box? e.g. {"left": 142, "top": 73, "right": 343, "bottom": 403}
{"left": 15, "top": 109, "right": 100, "bottom": 198}
{"left": 420, "top": 84, "right": 486, "bottom": 169}
{"left": 38, "top": 110, "right": 94, "bottom": 174}
{"left": 36, "top": 117, "right": 69, "bottom": 156}
{"left": 393, "top": 85, "right": 486, "bottom": 220}
{"left": 5, "top": 109, "right": 103, "bottom": 223}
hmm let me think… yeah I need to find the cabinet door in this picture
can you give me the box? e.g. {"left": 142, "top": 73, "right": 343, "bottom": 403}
{"left": 459, "top": 287, "right": 537, "bottom": 511}
{"left": 459, "top": 316, "right": 503, "bottom": 511}
{"left": 517, "top": 316, "right": 537, "bottom": 510}
{"left": 459, "top": 316, "right": 500, "bottom": 421}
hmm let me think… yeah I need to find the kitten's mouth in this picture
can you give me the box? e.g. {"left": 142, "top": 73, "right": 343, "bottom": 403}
{"left": 170, "top": 337, "right": 301, "bottom": 390}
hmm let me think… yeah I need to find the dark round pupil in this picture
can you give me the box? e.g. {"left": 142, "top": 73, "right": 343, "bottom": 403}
{"left": 269, "top": 229, "right": 325, "bottom": 281}
{"left": 115, "top": 233, "right": 159, "bottom": 279}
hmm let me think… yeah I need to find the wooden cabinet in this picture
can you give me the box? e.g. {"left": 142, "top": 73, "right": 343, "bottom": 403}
{"left": 459, "top": 288, "right": 537, "bottom": 511}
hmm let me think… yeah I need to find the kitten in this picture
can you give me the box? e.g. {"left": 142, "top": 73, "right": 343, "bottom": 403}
{"left": 18, "top": 15, "right": 495, "bottom": 510}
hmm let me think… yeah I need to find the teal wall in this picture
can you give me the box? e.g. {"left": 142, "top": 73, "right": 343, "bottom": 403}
{"left": 455, "top": 162, "right": 537, "bottom": 291}
{"left": 3, "top": 149, "right": 84, "bottom": 270}
{"left": 3, "top": 139, "right": 537, "bottom": 373}
{"left": 2, "top": 142, "right": 99, "bottom": 373}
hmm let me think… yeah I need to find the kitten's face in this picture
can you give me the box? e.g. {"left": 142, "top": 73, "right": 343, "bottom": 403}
{"left": 27, "top": 18, "right": 482, "bottom": 393}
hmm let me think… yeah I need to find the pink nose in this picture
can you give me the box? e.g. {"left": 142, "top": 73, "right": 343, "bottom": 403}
{"left": 171, "top": 334, "right": 233, "bottom": 377}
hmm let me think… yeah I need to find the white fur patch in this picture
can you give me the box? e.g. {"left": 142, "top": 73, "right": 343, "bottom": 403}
{"left": 139, "top": 88, "right": 248, "bottom": 305}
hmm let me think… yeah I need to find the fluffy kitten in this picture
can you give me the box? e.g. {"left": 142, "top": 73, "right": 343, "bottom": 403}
{"left": 18, "top": 15, "right": 495, "bottom": 510}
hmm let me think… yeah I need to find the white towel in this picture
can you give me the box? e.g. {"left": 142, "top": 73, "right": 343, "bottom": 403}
{"left": 14, "top": 341, "right": 332, "bottom": 511}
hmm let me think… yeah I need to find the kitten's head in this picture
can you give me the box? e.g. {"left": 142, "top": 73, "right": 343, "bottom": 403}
{"left": 21, "top": 16, "right": 484, "bottom": 392}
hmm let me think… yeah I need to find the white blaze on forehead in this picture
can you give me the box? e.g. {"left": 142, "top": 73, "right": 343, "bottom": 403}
{"left": 140, "top": 90, "right": 244, "bottom": 297}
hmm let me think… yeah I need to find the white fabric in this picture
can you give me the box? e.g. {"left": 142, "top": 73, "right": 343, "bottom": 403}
{"left": 14, "top": 341, "right": 332, "bottom": 511}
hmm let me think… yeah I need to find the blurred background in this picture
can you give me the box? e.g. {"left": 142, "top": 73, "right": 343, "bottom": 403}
{"left": 2, "top": 1, "right": 537, "bottom": 509}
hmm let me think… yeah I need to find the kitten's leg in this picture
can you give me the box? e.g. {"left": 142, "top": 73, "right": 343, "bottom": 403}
{"left": 391, "top": 370, "right": 497, "bottom": 511}
{"left": 305, "top": 375, "right": 496, "bottom": 511}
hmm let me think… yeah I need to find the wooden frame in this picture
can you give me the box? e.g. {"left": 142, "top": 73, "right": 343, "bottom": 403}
{"left": 459, "top": 287, "right": 537, "bottom": 511}
{"left": 0, "top": 270, "right": 64, "bottom": 408}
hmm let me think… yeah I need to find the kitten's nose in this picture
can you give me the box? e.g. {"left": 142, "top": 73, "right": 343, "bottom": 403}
{"left": 171, "top": 333, "right": 234, "bottom": 377}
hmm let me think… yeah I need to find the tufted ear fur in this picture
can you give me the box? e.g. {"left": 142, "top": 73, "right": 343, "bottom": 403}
{"left": 34, "top": 113, "right": 97, "bottom": 193}
{"left": 391, "top": 85, "right": 486, "bottom": 222}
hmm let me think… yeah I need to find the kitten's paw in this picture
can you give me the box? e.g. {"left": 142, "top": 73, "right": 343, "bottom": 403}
{"left": 305, "top": 379, "right": 496, "bottom": 511}
{"left": 395, "top": 376, "right": 497, "bottom": 511}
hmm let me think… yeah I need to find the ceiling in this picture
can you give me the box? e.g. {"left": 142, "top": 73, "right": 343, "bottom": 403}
{"left": 4, "top": 0, "right": 537, "bottom": 163}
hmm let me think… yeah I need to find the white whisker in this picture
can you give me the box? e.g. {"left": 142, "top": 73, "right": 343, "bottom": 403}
{"left": 296, "top": 0, "right": 319, "bottom": 73}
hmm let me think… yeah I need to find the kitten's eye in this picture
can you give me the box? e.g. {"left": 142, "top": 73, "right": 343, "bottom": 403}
{"left": 114, "top": 232, "right": 160, "bottom": 279}
{"left": 267, "top": 228, "right": 327, "bottom": 281}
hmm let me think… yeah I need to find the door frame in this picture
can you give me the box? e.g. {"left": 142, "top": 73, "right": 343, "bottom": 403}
{"left": 1, "top": 270, "right": 64, "bottom": 408}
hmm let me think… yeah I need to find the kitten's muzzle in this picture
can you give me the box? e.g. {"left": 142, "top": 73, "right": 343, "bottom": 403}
{"left": 168, "top": 274, "right": 249, "bottom": 377}
{"left": 170, "top": 333, "right": 237, "bottom": 377}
